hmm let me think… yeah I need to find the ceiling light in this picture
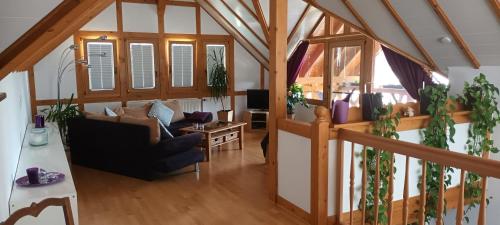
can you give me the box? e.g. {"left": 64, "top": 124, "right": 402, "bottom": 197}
{"left": 439, "top": 36, "right": 452, "bottom": 44}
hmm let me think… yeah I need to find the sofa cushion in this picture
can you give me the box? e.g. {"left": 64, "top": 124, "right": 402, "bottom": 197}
{"left": 167, "top": 120, "right": 193, "bottom": 137}
{"left": 104, "top": 107, "right": 117, "bottom": 117}
{"left": 153, "top": 148, "right": 204, "bottom": 173}
{"left": 123, "top": 104, "right": 151, "bottom": 119}
{"left": 120, "top": 116, "right": 161, "bottom": 144}
{"left": 148, "top": 100, "right": 174, "bottom": 127}
{"left": 84, "top": 112, "right": 120, "bottom": 123}
{"left": 163, "top": 100, "right": 185, "bottom": 123}
{"left": 185, "top": 111, "right": 212, "bottom": 123}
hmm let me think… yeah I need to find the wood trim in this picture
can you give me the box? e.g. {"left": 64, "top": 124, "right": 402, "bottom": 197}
{"left": 0, "top": 93, "right": 6, "bottom": 102}
{"left": 307, "top": 14, "right": 325, "bottom": 39}
{"left": 277, "top": 196, "right": 310, "bottom": 223}
{"left": 252, "top": 0, "right": 270, "bottom": 43}
{"left": 198, "top": 0, "right": 269, "bottom": 68}
{"left": 116, "top": 0, "right": 124, "bottom": 33}
{"left": 426, "top": 0, "right": 480, "bottom": 69}
{"left": 196, "top": 4, "right": 201, "bottom": 35}
{"left": 123, "top": 0, "right": 157, "bottom": 4}
{"left": 334, "top": 136, "right": 345, "bottom": 224}
{"left": 28, "top": 67, "right": 37, "bottom": 121}
{"left": 288, "top": 4, "right": 311, "bottom": 43}
{"left": 165, "top": 0, "right": 197, "bottom": 7}
{"left": 0, "top": 0, "right": 115, "bottom": 80}
{"left": 268, "top": 0, "right": 288, "bottom": 202}
{"left": 338, "top": 128, "right": 500, "bottom": 178}
{"left": 237, "top": 0, "right": 259, "bottom": 21}
{"left": 340, "top": 0, "right": 376, "bottom": 38}
{"left": 380, "top": 0, "right": 440, "bottom": 72}
{"left": 490, "top": 0, "right": 500, "bottom": 19}
{"left": 260, "top": 64, "right": 265, "bottom": 89}
{"left": 220, "top": 0, "right": 268, "bottom": 48}
{"left": 277, "top": 118, "right": 312, "bottom": 138}
{"left": 329, "top": 111, "right": 471, "bottom": 138}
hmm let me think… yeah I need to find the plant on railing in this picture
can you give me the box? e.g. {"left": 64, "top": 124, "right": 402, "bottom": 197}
{"left": 459, "top": 73, "right": 500, "bottom": 223}
{"left": 359, "top": 104, "right": 400, "bottom": 224}
{"left": 418, "top": 84, "right": 456, "bottom": 223}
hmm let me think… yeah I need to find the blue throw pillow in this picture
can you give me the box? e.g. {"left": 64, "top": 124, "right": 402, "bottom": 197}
{"left": 148, "top": 100, "right": 174, "bottom": 127}
{"left": 104, "top": 107, "right": 117, "bottom": 117}
{"left": 157, "top": 118, "right": 174, "bottom": 140}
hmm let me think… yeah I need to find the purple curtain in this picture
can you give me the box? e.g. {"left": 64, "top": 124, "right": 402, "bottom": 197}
{"left": 287, "top": 41, "right": 309, "bottom": 88}
{"left": 381, "top": 46, "right": 434, "bottom": 99}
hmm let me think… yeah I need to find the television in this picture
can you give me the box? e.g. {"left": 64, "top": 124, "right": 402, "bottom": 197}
{"left": 247, "top": 89, "right": 269, "bottom": 110}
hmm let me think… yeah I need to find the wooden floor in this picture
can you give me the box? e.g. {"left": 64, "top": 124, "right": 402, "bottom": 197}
{"left": 73, "top": 131, "right": 309, "bottom": 225}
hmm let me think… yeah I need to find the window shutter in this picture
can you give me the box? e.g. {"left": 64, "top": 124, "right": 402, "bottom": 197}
{"left": 87, "top": 42, "right": 115, "bottom": 91}
{"left": 206, "top": 44, "right": 226, "bottom": 85}
{"left": 130, "top": 43, "right": 155, "bottom": 89}
{"left": 171, "top": 44, "right": 193, "bottom": 87}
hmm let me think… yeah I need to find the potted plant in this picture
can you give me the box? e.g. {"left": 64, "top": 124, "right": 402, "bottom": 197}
{"left": 42, "top": 44, "right": 85, "bottom": 146}
{"left": 287, "top": 83, "right": 309, "bottom": 119}
{"left": 208, "top": 48, "right": 233, "bottom": 122}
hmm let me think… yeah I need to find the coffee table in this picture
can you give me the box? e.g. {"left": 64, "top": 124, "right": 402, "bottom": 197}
{"left": 180, "top": 121, "right": 247, "bottom": 161}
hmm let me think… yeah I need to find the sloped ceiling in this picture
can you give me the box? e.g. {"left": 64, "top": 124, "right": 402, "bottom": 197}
{"left": 307, "top": 0, "right": 500, "bottom": 73}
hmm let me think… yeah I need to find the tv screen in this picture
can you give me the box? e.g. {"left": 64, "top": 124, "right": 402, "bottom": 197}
{"left": 247, "top": 89, "right": 269, "bottom": 110}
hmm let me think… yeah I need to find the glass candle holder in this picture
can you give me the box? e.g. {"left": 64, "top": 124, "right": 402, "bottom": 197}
{"left": 29, "top": 127, "right": 48, "bottom": 146}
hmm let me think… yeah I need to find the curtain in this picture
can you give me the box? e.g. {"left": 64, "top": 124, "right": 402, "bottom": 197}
{"left": 287, "top": 41, "right": 309, "bottom": 88}
{"left": 381, "top": 46, "right": 434, "bottom": 99}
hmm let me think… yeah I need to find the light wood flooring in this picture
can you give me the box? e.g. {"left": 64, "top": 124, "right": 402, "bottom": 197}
{"left": 73, "top": 131, "right": 309, "bottom": 225}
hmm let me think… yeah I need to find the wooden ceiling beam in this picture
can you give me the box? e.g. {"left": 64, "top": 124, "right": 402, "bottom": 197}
{"left": 252, "top": 0, "right": 270, "bottom": 43}
{"left": 381, "top": 0, "right": 440, "bottom": 72}
{"left": 123, "top": 0, "right": 157, "bottom": 4}
{"left": 198, "top": 0, "right": 269, "bottom": 68}
{"left": 427, "top": 0, "right": 480, "bottom": 69}
{"left": 0, "top": 0, "right": 115, "bottom": 80}
{"left": 307, "top": 14, "right": 325, "bottom": 39}
{"left": 220, "top": 0, "right": 269, "bottom": 48}
{"left": 0, "top": 93, "right": 6, "bottom": 102}
{"left": 489, "top": 0, "right": 500, "bottom": 20}
{"left": 341, "top": 0, "right": 377, "bottom": 38}
{"left": 237, "top": 0, "right": 259, "bottom": 21}
{"left": 288, "top": 4, "right": 311, "bottom": 44}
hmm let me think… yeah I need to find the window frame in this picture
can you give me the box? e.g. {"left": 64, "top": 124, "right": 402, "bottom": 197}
{"left": 82, "top": 39, "right": 120, "bottom": 98}
{"left": 167, "top": 39, "right": 197, "bottom": 93}
{"left": 125, "top": 39, "right": 160, "bottom": 95}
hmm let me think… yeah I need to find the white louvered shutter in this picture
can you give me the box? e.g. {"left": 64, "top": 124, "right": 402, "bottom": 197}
{"left": 130, "top": 43, "right": 155, "bottom": 89}
{"left": 171, "top": 44, "right": 194, "bottom": 87}
{"left": 206, "top": 44, "right": 226, "bottom": 86}
{"left": 87, "top": 42, "right": 115, "bottom": 91}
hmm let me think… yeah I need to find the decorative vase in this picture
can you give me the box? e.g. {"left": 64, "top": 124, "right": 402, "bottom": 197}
{"left": 29, "top": 127, "right": 48, "bottom": 146}
{"left": 331, "top": 100, "right": 349, "bottom": 124}
{"left": 217, "top": 110, "right": 234, "bottom": 122}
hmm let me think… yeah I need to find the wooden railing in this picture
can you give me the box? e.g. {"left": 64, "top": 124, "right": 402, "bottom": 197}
{"left": 304, "top": 106, "right": 500, "bottom": 225}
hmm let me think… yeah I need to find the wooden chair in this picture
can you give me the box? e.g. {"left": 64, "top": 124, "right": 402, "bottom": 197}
{"left": 1, "top": 197, "right": 74, "bottom": 225}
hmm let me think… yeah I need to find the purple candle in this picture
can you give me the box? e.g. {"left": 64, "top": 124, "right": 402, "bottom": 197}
{"left": 35, "top": 115, "right": 45, "bottom": 128}
{"left": 26, "top": 167, "right": 40, "bottom": 184}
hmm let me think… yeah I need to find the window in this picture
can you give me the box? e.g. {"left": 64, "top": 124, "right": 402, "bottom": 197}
{"left": 330, "top": 43, "right": 363, "bottom": 106}
{"left": 296, "top": 43, "right": 325, "bottom": 101}
{"left": 206, "top": 44, "right": 226, "bottom": 86}
{"left": 373, "top": 46, "right": 415, "bottom": 105}
{"left": 171, "top": 43, "right": 194, "bottom": 88}
{"left": 86, "top": 42, "right": 115, "bottom": 91}
{"left": 129, "top": 43, "right": 156, "bottom": 89}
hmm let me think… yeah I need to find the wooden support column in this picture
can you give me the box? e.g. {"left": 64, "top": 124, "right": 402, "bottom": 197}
{"left": 310, "top": 106, "right": 330, "bottom": 225}
{"left": 268, "top": 0, "right": 287, "bottom": 202}
{"left": 28, "top": 67, "right": 37, "bottom": 121}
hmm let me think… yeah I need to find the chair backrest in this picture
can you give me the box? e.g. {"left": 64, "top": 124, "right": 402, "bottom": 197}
{"left": 1, "top": 197, "right": 74, "bottom": 225}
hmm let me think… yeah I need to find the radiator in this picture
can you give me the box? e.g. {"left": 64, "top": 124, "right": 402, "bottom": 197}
{"left": 175, "top": 98, "right": 203, "bottom": 113}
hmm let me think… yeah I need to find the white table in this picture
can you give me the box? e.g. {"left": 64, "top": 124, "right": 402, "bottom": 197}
{"left": 9, "top": 124, "right": 78, "bottom": 225}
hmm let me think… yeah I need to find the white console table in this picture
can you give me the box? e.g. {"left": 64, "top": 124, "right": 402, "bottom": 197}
{"left": 9, "top": 124, "right": 78, "bottom": 225}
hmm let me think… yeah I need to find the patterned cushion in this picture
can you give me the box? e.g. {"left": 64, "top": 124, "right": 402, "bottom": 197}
{"left": 148, "top": 100, "right": 174, "bottom": 127}
{"left": 163, "top": 100, "right": 185, "bottom": 123}
{"left": 123, "top": 104, "right": 152, "bottom": 119}
{"left": 104, "top": 107, "right": 117, "bottom": 117}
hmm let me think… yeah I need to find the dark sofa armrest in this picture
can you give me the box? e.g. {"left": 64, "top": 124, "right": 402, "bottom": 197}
{"left": 153, "top": 132, "right": 203, "bottom": 158}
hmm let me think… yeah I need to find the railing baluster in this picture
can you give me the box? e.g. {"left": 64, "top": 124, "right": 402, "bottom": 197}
{"left": 403, "top": 156, "right": 410, "bottom": 225}
{"left": 387, "top": 153, "right": 394, "bottom": 225}
{"left": 478, "top": 151, "right": 490, "bottom": 225}
{"left": 374, "top": 149, "right": 381, "bottom": 225}
{"left": 349, "top": 143, "right": 355, "bottom": 225}
{"left": 456, "top": 169, "right": 465, "bottom": 225}
{"left": 361, "top": 146, "right": 367, "bottom": 225}
{"left": 419, "top": 160, "right": 427, "bottom": 225}
{"left": 436, "top": 165, "right": 445, "bottom": 225}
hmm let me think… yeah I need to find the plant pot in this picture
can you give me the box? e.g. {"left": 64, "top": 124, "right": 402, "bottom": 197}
{"left": 217, "top": 110, "right": 234, "bottom": 122}
{"left": 419, "top": 93, "right": 431, "bottom": 115}
{"left": 287, "top": 113, "right": 296, "bottom": 120}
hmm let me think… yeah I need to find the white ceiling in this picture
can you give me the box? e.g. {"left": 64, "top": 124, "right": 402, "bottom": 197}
{"left": 311, "top": 0, "right": 500, "bottom": 73}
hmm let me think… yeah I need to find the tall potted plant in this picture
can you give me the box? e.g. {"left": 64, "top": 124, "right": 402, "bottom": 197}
{"left": 208, "top": 48, "right": 233, "bottom": 122}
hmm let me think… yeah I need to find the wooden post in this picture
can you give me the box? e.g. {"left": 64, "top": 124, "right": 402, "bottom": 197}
{"left": 310, "top": 106, "right": 330, "bottom": 225}
{"left": 268, "top": 0, "right": 288, "bottom": 202}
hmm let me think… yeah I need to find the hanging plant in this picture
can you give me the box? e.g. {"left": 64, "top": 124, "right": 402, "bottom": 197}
{"left": 359, "top": 104, "right": 400, "bottom": 224}
{"left": 459, "top": 73, "right": 500, "bottom": 223}
{"left": 418, "top": 84, "right": 456, "bottom": 223}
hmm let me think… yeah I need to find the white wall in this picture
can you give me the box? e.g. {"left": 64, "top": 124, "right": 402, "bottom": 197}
{"left": 0, "top": 72, "right": 32, "bottom": 221}
{"left": 444, "top": 66, "right": 500, "bottom": 225}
